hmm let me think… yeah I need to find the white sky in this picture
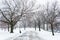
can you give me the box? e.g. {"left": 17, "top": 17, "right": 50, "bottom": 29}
{"left": 0, "top": 0, "right": 60, "bottom": 8}
{"left": 37, "top": 0, "right": 60, "bottom": 5}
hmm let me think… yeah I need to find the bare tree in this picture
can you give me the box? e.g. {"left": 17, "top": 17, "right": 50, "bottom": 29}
{"left": 33, "top": 19, "right": 37, "bottom": 30}
{"left": 0, "top": 0, "right": 22, "bottom": 33}
{"left": 36, "top": 17, "right": 41, "bottom": 31}
{"left": 0, "top": 0, "right": 40, "bottom": 33}
{"left": 45, "top": 2, "right": 49, "bottom": 31}
{"left": 45, "top": 1, "right": 58, "bottom": 35}
{"left": 22, "top": 18, "right": 26, "bottom": 30}
{"left": 40, "top": 10, "right": 46, "bottom": 30}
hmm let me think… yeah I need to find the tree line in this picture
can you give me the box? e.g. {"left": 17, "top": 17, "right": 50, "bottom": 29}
{"left": 0, "top": 0, "right": 60, "bottom": 36}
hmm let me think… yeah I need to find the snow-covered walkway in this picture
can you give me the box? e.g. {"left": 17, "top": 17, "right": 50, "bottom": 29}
{"left": 0, "top": 28, "right": 60, "bottom": 40}
{"left": 13, "top": 31, "right": 44, "bottom": 40}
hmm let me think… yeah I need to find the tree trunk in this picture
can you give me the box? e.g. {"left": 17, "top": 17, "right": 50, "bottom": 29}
{"left": 38, "top": 24, "right": 40, "bottom": 31}
{"left": 10, "top": 24, "right": 14, "bottom": 33}
{"left": 35, "top": 26, "right": 36, "bottom": 30}
{"left": 8, "top": 24, "right": 9, "bottom": 32}
{"left": 43, "top": 23, "right": 45, "bottom": 30}
{"left": 39, "top": 26, "right": 40, "bottom": 31}
{"left": 47, "top": 23, "right": 48, "bottom": 31}
{"left": 51, "top": 23, "right": 54, "bottom": 36}
{"left": 35, "top": 23, "right": 36, "bottom": 30}
{"left": 24, "top": 26, "right": 26, "bottom": 30}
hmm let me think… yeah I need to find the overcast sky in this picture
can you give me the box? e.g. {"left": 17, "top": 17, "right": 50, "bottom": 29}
{"left": 37, "top": 0, "right": 60, "bottom": 5}
{"left": 0, "top": 0, "right": 60, "bottom": 8}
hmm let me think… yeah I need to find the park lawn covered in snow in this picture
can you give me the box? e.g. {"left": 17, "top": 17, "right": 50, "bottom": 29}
{"left": 0, "top": 28, "right": 25, "bottom": 40}
{"left": 37, "top": 29, "right": 60, "bottom": 40}
{"left": 0, "top": 28, "right": 60, "bottom": 40}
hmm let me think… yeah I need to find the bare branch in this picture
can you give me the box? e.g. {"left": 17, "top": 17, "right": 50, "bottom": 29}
{"left": 0, "top": 9, "right": 10, "bottom": 22}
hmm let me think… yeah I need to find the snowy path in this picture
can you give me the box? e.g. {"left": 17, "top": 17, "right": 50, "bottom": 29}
{"left": 13, "top": 31, "right": 44, "bottom": 40}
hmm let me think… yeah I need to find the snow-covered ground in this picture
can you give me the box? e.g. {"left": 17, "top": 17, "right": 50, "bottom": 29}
{"left": 0, "top": 28, "right": 25, "bottom": 40}
{"left": 0, "top": 28, "right": 60, "bottom": 40}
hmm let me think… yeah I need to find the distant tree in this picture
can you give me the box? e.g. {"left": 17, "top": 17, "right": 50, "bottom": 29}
{"left": 45, "top": 2, "right": 49, "bottom": 31}
{"left": 22, "top": 20, "right": 26, "bottom": 30}
{"left": 40, "top": 10, "right": 46, "bottom": 30}
{"left": 34, "top": 20, "right": 37, "bottom": 30}
{"left": 37, "top": 18, "right": 41, "bottom": 31}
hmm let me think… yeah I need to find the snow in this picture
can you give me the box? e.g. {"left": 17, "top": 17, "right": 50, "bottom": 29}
{"left": 0, "top": 28, "right": 25, "bottom": 40}
{"left": 0, "top": 28, "right": 60, "bottom": 40}
{"left": 37, "top": 29, "right": 60, "bottom": 40}
{"left": 24, "top": 28, "right": 60, "bottom": 40}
